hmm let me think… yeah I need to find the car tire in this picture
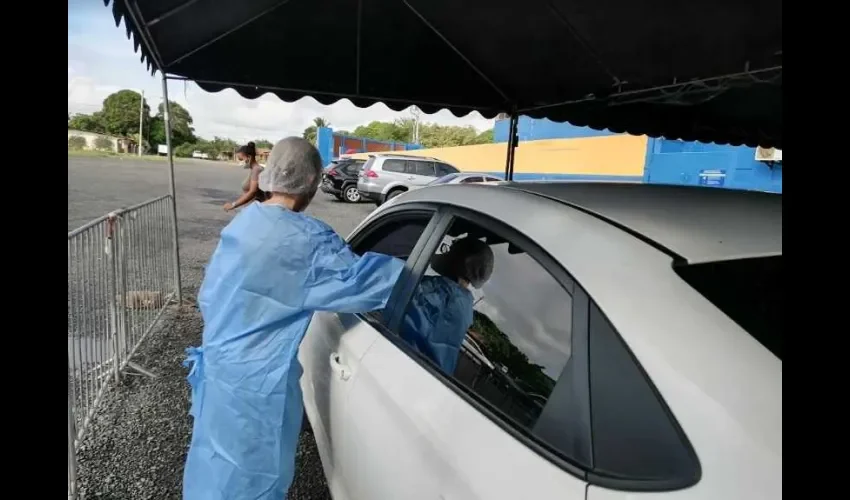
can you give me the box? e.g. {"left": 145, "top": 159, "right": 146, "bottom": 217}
{"left": 343, "top": 185, "right": 361, "bottom": 203}
{"left": 385, "top": 188, "right": 406, "bottom": 202}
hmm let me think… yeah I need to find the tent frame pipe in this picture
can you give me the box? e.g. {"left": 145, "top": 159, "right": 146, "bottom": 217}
{"left": 504, "top": 112, "right": 519, "bottom": 181}
{"left": 161, "top": 75, "right": 183, "bottom": 303}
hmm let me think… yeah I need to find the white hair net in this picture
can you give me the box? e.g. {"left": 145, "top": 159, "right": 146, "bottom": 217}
{"left": 431, "top": 237, "right": 495, "bottom": 289}
{"left": 258, "top": 137, "right": 323, "bottom": 196}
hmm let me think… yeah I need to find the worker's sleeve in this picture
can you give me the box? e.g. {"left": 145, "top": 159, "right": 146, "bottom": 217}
{"left": 303, "top": 235, "right": 405, "bottom": 313}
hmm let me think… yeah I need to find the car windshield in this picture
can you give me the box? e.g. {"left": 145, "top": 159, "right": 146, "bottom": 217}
{"left": 429, "top": 173, "right": 460, "bottom": 185}
{"left": 674, "top": 255, "right": 782, "bottom": 359}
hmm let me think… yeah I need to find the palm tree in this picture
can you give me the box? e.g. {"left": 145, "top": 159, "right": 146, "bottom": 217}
{"left": 302, "top": 117, "right": 331, "bottom": 145}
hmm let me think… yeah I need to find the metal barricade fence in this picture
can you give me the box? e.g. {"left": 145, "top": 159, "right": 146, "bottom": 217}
{"left": 67, "top": 195, "right": 177, "bottom": 499}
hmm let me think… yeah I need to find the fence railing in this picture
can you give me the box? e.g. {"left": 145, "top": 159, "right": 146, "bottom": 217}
{"left": 67, "top": 195, "right": 178, "bottom": 499}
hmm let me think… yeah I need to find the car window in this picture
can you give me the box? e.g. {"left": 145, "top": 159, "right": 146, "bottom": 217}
{"left": 383, "top": 159, "right": 406, "bottom": 174}
{"left": 428, "top": 174, "right": 459, "bottom": 185}
{"left": 353, "top": 216, "right": 431, "bottom": 261}
{"left": 411, "top": 161, "right": 436, "bottom": 177}
{"left": 342, "top": 162, "right": 363, "bottom": 175}
{"left": 674, "top": 255, "right": 781, "bottom": 359}
{"left": 436, "top": 163, "right": 457, "bottom": 176}
{"left": 390, "top": 214, "right": 590, "bottom": 467}
{"left": 587, "top": 302, "right": 700, "bottom": 486}
{"left": 460, "top": 176, "right": 483, "bottom": 183}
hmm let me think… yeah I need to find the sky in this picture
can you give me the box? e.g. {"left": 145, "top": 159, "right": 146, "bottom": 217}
{"left": 68, "top": 0, "right": 494, "bottom": 144}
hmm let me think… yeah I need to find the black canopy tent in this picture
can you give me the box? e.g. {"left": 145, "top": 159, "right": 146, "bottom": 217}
{"left": 104, "top": 0, "right": 782, "bottom": 296}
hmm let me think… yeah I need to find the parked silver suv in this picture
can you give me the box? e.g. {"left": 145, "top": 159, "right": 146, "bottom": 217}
{"left": 357, "top": 154, "right": 460, "bottom": 205}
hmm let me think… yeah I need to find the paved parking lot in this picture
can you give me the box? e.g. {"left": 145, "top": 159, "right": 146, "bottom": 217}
{"left": 69, "top": 155, "right": 375, "bottom": 499}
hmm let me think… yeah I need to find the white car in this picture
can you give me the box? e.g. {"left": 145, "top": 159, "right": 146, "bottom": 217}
{"left": 299, "top": 182, "right": 781, "bottom": 500}
{"left": 427, "top": 173, "right": 503, "bottom": 185}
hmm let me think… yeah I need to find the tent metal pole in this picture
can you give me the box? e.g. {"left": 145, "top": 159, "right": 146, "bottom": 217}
{"left": 161, "top": 74, "right": 183, "bottom": 303}
{"left": 504, "top": 112, "right": 519, "bottom": 181}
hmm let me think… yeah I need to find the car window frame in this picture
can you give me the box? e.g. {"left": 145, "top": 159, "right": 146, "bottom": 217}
{"left": 382, "top": 158, "right": 407, "bottom": 174}
{"left": 370, "top": 204, "right": 593, "bottom": 481}
{"left": 437, "top": 163, "right": 458, "bottom": 176}
{"left": 409, "top": 160, "right": 436, "bottom": 177}
{"left": 348, "top": 204, "right": 448, "bottom": 327}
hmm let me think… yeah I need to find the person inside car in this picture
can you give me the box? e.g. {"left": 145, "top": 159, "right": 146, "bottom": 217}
{"left": 399, "top": 237, "right": 495, "bottom": 374}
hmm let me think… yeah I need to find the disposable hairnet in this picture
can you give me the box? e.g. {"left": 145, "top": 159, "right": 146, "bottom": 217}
{"left": 258, "top": 137, "right": 323, "bottom": 195}
{"left": 431, "top": 237, "right": 495, "bottom": 289}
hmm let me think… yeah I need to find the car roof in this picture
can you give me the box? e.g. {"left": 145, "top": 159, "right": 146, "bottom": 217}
{"left": 371, "top": 153, "right": 441, "bottom": 161}
{"left": 404, "top": 182, "right": 782, "bottom": 264}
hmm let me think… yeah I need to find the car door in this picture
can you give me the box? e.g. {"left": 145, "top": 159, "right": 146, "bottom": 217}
{"left": 340, "top": 207, "right": 592, "bottom": 500}
{"left": 407, "top": 160, "right": 438, "bottom": 188}
{"left": 299, "top": 207, "right": 443, "bottom": 500}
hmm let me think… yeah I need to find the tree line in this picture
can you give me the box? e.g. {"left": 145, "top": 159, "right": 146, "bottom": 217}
{"left": 69, "top": 89, "right": 494, "bottom": 159}
{"left": 302, "top": 116, "right": 494, "bottom": 148}
{"left": 68, "top": 90, "right": 275, "bottom": 158}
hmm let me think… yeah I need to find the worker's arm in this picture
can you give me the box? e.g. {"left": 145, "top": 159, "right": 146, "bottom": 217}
{"left": 302, "top": 233, "right": 406, "bottom": 313}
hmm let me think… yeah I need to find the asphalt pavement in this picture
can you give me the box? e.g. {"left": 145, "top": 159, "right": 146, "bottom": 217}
{"left": 69, "top": 155, "right": 375, "bottom": 499}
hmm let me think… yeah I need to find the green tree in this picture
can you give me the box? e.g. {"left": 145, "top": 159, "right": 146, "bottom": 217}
{"left": 473, "top": 129, "right": 494, "bottom": 144}
{"left": 350, "top": 119, "right": 492, "bottom": 147}
{"left": 471, "top": 311, "right": 555, "bottom": 397}
{"left": 253, "top": 139, "right": 273, "bottom": 149}
{"left": 302, "top": 117, "right": 332, "bottom": 144}
{"left": 68, "top": 113, "right": 106, "bottom": 133}
{"left": 101, "top": 90, "right": 150, "bottom": 137}
{"left": 149, "top": 101, "right": 195, "bottom": 148}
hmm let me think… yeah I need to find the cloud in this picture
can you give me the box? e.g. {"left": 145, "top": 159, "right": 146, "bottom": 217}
{"left": 68, "top": 3, "right": 494, "bottom": 144}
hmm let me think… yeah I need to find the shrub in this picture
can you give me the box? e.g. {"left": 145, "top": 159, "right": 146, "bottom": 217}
{"left": 68, "top": 136, "right": 87, "bottom": 150}
{"left": 93, "top": 137, "right": 114, "bottom": 151}
{"left": 174, "top": 143, "right": 196, "bottom": 158}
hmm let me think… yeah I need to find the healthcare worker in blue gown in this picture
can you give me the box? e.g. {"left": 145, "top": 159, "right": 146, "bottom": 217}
{"left": 399, "top": 237, "right": 494, "bottom": 374}
{"left": 182, "top": 137, "right": 406, "bottom": 500}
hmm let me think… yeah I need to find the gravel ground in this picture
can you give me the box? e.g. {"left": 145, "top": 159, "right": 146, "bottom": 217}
{"left": 69, "top": 156, "right": 375, "bottom": 499}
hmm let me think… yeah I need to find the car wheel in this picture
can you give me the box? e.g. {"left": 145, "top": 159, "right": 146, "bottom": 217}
{"left": 343, "top": 185, "right": 361, "bottom": 203}
{"left": 385, "top": 189, "right": 406, "bottom": 202}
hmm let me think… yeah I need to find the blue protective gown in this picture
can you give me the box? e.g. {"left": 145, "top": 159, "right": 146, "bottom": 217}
{"left": 399, "top": 275, "right": 474, "bottom": 374}
{"left": 182, "top": 202, "right": 404, "bottom": 500}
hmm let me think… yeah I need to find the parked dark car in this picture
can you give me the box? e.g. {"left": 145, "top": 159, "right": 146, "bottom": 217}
{"left": 321, "top": 158, "right": 366, "bottom": 202}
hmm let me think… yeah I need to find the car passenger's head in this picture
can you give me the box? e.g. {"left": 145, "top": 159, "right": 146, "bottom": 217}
{"left": 431, "top": 237, "right": 495, "bottom": 289}
{"left": 259, "top": 137, "right": 323, "bottom": 212}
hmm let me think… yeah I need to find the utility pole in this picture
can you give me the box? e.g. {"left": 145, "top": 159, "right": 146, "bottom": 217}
{"left": 410, "top": 106, "right": 421, "bottom": 144}
{"left": 138, "top": 90, "right": 145, "bottom": 156}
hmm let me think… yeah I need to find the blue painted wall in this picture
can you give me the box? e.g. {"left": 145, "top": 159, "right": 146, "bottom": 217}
{"left": 492, "top": 117, "right": 782, "bottom": 193}
{"left": 316, "top": 126, "right": 422, "bottom": 167}
{"left": 644, "top": 138, "right": 782, "bottom": 193}
{"left": 494, "top": 116, "right": 617, "bottom": 143}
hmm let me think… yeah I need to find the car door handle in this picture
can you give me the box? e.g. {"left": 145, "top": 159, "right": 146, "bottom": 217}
{"left": 329, "top": 352, "right": 351, "bottom": 381}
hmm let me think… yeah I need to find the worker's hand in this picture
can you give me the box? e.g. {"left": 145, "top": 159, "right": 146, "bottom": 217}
{"left": 223, "top": 202, "right": 235, "bottom": 212}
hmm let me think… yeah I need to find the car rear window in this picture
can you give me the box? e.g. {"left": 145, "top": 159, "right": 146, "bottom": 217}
{"left": 362, "top": 157, "right": 376, "bottom": 172}
{"left": 429, "top": 173, "right": 459, "bottom": 185}
{"left": 383, "top": 159, "right": 407, "bottom": 173}
{"left": 674, "top": 255, "right": 782, "bottom": 359}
